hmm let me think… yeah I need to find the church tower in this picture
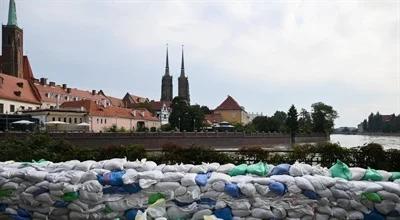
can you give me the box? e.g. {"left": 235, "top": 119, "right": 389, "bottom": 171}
{"left": 160, "top": 45, "right": 173, "bottom": 101}
{"left": 2, "top": 0, "right": 24, "bottom": 78}
{"left": 178, "top": 46, "right": 190, "bottom": 103}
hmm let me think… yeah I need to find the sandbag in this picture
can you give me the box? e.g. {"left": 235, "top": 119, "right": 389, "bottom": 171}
{"left": 268, "top": 182, "right": 286, "bottom": 196}
{"left": 228, "top": 164, "right": 248, "bottom": 177}
{"left": 246, "top": 162, "right": 268, "bottom": 176}
{"left": 269, "top": 164, "right": 290, "bottom": 176}
{"left": 224, "top": 183, "right": 241, "bottom": 198}
{"left": 329, "top": 160, "right": 352, "bottom": 180}
{"left": 362, "top": 167, "right": 383, "bottom": 181}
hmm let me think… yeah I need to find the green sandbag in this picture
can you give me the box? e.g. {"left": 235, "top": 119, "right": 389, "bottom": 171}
{"left": 0, "top": 189, "right": 13, "bottom": 198}
{"left": 148, "top": 192, "right": 165, "bottom": 205}
{"left": 362, "top": 192, "right": 382, "bottom": 203}
{"left": 329, "top": 160, "right": 352, "bottom": 180}
{"left": 228, "top": 164, "right": 248, "bottom": 176}
{"left": 362, "top": 167, "right": 383, "bottom": 181}
{"left": 390, "top": 172, "right": 400, "bottom": 181}
{"left": 62, "top": 192, "right": 79, "bottom": 202}
{"left": 247, "top": 162, "right": 268, "bottom": 176}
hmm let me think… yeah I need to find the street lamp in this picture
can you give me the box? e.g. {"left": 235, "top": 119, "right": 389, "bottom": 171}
{"left": 193, "top": 118, "right": 196, "bottom": 132}
{"left": 178, "top": 117, "right": 181, "bottom": 132}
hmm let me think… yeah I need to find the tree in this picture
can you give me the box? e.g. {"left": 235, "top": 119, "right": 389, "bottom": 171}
{"left": 168, "top": 97, "right": 204, "bottom": 132}
{"left": 311, "top": 102, "right": 338, "bottom": 135}
{"left": 298, "top": 108, "right": 312, "bottom": 134}
{"left": 272, "top": 111, "right": 287, "bottom": 132}
{"left": 362, "top": 119, "right": 368, "bottom": 132}
{"left": 286, "top": 105, "right": 298, "bottom": 142}
{"left": 200, "top": 106, "right": 212, "bottom": 115}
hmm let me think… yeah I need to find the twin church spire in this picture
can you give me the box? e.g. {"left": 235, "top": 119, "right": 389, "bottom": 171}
{"left": 161, "top": 45, "right": 190, "bottom": 103}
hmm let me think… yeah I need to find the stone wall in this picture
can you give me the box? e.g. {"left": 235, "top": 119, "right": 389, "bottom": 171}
{"left": 0, "top": 132, "right": 328, "bottom": 149}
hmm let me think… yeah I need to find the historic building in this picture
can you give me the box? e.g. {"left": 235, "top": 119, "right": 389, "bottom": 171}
{"left": 160, "top": 46, "right": 173, "bottom": 102}
{"left": 178, "top": 47, "right": 190, "bottom": 103}
{"left": 208, "top": 95, "right": 250, "bottom": 125}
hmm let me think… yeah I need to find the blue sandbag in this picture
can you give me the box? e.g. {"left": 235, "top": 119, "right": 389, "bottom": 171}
{"left": 0, "top": 203, "right": 7, "bottom": 212}
{"left": 103, "top": 183, "right": 141, "bottom": 194}
{"left": 364, "top": 210, "right": 385, "bottom": 220}
{"left": 97, "top": 171, "right": 125, "bottom": 186}
{"left": 269, "top": 164, "right": 291, "bottom": 176}
{"left": 303, "top": 190, "right": 320, "bottom": 200}
{"left": 10, "top": 215, "right": 31, "bottom": 220}
{"left": 199, "top": 198, "right": 216, "bottom": 207}
{"left": 269, "top": 182, "right": 287, "bottom": 196}
{"left": 224, "top": 183, "right": 241, "bottom": 198}
{"left": 16, "top": 208, "right": 31, "bottom": 218}
{"left": 214, "top": 207, "right": 233, "bottom": 220}
{"left": 53, "top": 200, "right": 69, "bottom": 208}
{"left": 195, "top": 173, "right": 209, "bottom": 186}
{"left": 125, "top": 208, "right": 139, "bottom": 220}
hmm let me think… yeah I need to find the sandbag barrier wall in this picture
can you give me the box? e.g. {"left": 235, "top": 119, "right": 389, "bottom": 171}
{"left": 0, "top": 159, "right": 399, "bottom": 220}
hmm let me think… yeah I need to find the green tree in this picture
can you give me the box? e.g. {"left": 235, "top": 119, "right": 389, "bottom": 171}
{"left": 286, "top": 105, "right": 298, "bottom": 142}
{"left": 298, "top": 108, "right": 312, "bottom": 134}
{"left": 311, "top": 102, "right": 338, "bottom": 134}
{"left": 200, "top": 106, "right": 212, "bottom": 115}
{"left": 169, "top": 97, "right": 204, "bottom": 131}
{"left": 273, "top": 111, "right": 287, "bottom": 132}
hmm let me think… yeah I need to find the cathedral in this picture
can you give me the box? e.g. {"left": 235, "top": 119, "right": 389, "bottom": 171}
{"left": 160, "top": 46, "right": 190, "bottom": 103}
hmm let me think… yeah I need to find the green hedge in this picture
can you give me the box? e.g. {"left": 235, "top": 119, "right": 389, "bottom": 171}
{"left": 0, "top": 133, "right": 398, "bottom": 171}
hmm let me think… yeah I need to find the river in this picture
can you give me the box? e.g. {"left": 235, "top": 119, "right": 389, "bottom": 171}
{"left": 330, "top": 134, "right": 400, "bottom": 150}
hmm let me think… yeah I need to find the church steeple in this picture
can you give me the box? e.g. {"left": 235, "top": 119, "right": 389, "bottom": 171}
{"left": 161, "top": 44, "right": 173, "bottom": 102}
{"left": 7, "top": 0, "right": 18, "bottom": 26}
{"left": 178, "top": 45, "right": 190, "bottom": 103}
{"left": 165, "top": 44, "right": 170, "bottom": 76}
{"left": 180, "top": 45, "right": 185, "bottom": 77}
{"left": 2, "top": 0, "right": 24, "bottom": 78}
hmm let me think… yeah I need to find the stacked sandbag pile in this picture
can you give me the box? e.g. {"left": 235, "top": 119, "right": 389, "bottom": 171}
{"left": 0, "top": 159, "right": 399, "bottom": 220}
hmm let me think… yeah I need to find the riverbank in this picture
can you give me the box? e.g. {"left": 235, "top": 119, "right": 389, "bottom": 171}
{"left": 330, "top": 134, "right": 400, "bottom": 150}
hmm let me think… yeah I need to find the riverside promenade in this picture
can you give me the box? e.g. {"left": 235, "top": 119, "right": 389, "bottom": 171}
{"left": 0, "top": 132, "right": 327, "bottom": 149}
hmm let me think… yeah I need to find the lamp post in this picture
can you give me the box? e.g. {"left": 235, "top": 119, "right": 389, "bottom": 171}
{"left": 178, "top": 117, "right": 181, "bottom": 132}
{"left": 193, "top": 118, "right": 196, "bottom": 132}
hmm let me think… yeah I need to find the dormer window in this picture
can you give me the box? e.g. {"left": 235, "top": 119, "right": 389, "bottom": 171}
{"left": 16, "top": 82, "right": 23, "bottom": 88}
{"left": 14, "top": 91, "right": 21, "bottom": 96}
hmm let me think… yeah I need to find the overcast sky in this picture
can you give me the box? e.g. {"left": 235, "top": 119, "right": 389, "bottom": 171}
{"left": 1, "top": 0, "right": 399, "bottom": 127}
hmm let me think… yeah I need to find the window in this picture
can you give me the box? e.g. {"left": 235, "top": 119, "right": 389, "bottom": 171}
{"left": 58, "top": 117, "right": 61, "bottom": 121}
{"left": 104, "top": 119, "right": 107, "bottom": 124}
{"left": 28, "top": 107, "right": 32, "bottom": 110}
{"left": 97, "top": 118, "right": 99, "bottom": 124}
{"left": 74, "top": 118, "right": 77, "bottom": 124}
{"left": 0, "top": 103, "right": 3, "bottom": 114}
{"left": 10, "top": 105, "right": 15, "bottom": 113}
{"left": 80, "top": 118, "right": 82, "bottom": 123}
{"left": 100, "top": 119, "right": 103, "bottom": 124}
{"left": 20, "top": 106, "right": 25, "bottom": 110}
{"left": 52, "top": 117, "right": 55, "bottom": 121}
{"left": 69, "top": 118, "right": 72, "bottom": 123}
{"left": 63, "top": 118, "right": 67, "bottom": 122}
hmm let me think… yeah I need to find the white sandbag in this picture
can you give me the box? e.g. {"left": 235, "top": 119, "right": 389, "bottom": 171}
{"left": 161, "top": 172, "right": 185, "bottom": 182}
{"left": 254, "top": 183, "right": 269, "bottom": 196}
{"left": 190, "top": 164, "right": 209, "bottom": 174}
{"left": 294, "top": 176, "right": 315, "bottom": 191}
{"left": 347, "top": 210, "right": 364, "bottom": 220}
{"left": 81, "top": 180, "right": 102, "bottom": 192}
{"left": 374, "top": 200, "right": 396, "bottom": 215}
{"left": 377, "top": 170, "right": 392, "bottom": 181}
{"left": 331, "top": 207, "right": 348, "bottom": 219}
{"left": 270, "top": 175, "right": 295, "bottom": 186}
{"left": 174, "top": 186, "right": 187, "bottom": 196}
{"left": 377, "top": 190, "right": 400, "bottom": 202}
{"left": 155, "top": 182, "right": 181, "bottom": 192}
{"left": 232, "top": 209, "right": 251, "bottom": 217}
{"left": 208, "top": 172, "right": 231, "bottom": 184}
{"left": 377, "top": 182, "right": 400, "bottom": 195}
{"left": 139, "top": 170, "right": 163, "bottom": 180}
{"left": 289, "top": 162, "right": 313, "bottom": 176}
{"left": 211, "top": 181, "right": 226, "bottom": 192}
{"left": 191, "top": 209, "right": 213, "bottom": 220}
{"left": 181, "top": 173, "right": 197, "bottom": 186}
{"left": 139, "top": 178, "right": 157, "bottom": 189}
{"left": 238, "top": 182, "right": 256, "bottom": 197}
{"left": 25, "top": 170, "right": 47, "bottom": 182}
{"left": 251, "top": 208, "right": 275, "bottom": 219}
{"left": 315, "top": 213, "right": 329, "bottom": 220}
{"left": 79, "top": 171, "right": 97, "bottom": 183}
{"left": 349, "top": 167, "right": 366, "bottom": 181}
{"left": 103, "top": 158, "right": 126, "bottom": 171}
{"left": 217, "top": 164, "right": 235, "bottom": 174}
{"left": 331, "top": 188, "right": 350, "bottom": 199}
{"left": 122, "top": 169, "right": 138, "bottom": 184}
{"left": 74, "top": 160, "right": 96, "bottom": 171}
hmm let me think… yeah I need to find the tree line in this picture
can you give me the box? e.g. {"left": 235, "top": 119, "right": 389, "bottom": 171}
{"left": 242, "top": 102, "right": 338, "bottom": 136}
{"left": 361, "top": 112, "right": 400, "bottom": 133}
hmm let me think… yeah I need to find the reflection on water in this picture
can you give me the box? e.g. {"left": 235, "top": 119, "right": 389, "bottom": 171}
{"left": 330, "top": 134, "right": 400, "bottom": 150}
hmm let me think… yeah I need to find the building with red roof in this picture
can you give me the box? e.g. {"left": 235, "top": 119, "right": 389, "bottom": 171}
{"left": 211, "top": 95, "right": 249, "bottom": 125}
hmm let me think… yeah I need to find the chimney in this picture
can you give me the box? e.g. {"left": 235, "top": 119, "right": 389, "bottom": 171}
{"left": 49, "top": 81, "right": 56, "bottom": 87}
{"left": 62, "top": 84, "right": 67, "bottom": 89}
{"left": 40, "top": 78, "right": 47, "bottom": 85}
{"left": 92, "top": 90, "right": 96, "bottom": 95}
{"left": 67, "top": 88, "right": 72, "bottom": 93}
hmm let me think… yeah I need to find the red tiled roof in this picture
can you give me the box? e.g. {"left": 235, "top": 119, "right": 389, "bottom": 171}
{"left": 107, "top": 96, "right": 124, "bottom": 107}
{"left": 215, "top": 95, "right": 243, "bottom": 111}
{"left": 61, "top": 100, "right": 158, "bottom": 121}
{"left": 149, "top": 101, "right": 171, "bottom": 111}
{"left": 0, "top": 73, "right": 41, "bottom": 104}
{"left": 34, "top": 82, "right": 110, "bottom": 106}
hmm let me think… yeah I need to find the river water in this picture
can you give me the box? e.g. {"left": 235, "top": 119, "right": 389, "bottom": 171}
{"left": 330, "top": 134, "right": 400, "bottom": 150}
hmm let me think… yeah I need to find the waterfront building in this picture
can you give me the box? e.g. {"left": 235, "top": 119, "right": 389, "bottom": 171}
{"left": 122, "top": 93, "right": 149, "bottom": 108}
{"left": 61, "top": 100, "right": 160, "bottom": 132}
{"left": 212, "top": 95, "right": 249, "bottom": 125}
